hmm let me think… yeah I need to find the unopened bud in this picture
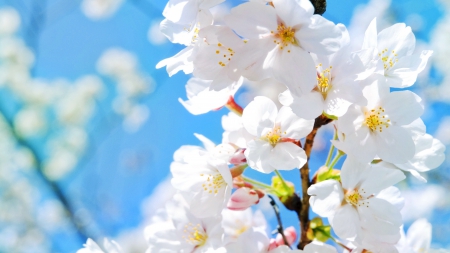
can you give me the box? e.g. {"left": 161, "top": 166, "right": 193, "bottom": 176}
{"left": 229, "top": 148, "right": 246, "bottom": 165}
{"left": 227, "top": 187, "right": 260, "bottom": 211}
{"left": 275, "top": 226, "right": 297, "bottom": 246}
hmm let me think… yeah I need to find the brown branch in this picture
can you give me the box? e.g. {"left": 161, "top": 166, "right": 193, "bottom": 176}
{"left": 309, "top": 0, "right": 327, "bottom": 15}
{"left": 298, "top": 114, "right": 332, "bottom": 249}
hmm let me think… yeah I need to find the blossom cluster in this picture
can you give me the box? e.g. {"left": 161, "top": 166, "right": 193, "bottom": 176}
{"left": 78, "top": 0, "right": 447, "bottom": 252}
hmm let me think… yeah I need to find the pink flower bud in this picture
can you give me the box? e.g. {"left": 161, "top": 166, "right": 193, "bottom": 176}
{"left": 227, "top": 187, "right": 259, "bottom": 211}
{"left": 275, "top": 226, "right": 297, "bottom": 246}
{"left": 268, "top": 239, "right": 278, "bottom": 251}
{"left": 229, "top": 148, "right": 246, "bottom": 165}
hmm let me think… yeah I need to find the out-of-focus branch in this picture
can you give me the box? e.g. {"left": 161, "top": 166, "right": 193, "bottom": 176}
{"left": 25, "top": 0, "right": 47, "bottom": 75}
{"left": 0, "top": 102, "right": 90, "bottom": 242}
{"left": 309, "top": 0, "right": 326, "bottom": 15}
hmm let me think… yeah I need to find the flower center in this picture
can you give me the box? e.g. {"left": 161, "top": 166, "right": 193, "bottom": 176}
{"left": 271, "top": 24, "right": 297, "bottom": 51}
{"left": 345, "top": 190, "right": 362, "bottom": 206}
{"left": 183, "top": 223, "right": 208, "bottom": 247}
{"left": 378, "top": 48, "right": 398, "bottom": 71}
{"left": 315, "top": 63, "right": 333, "bottom": 98}
{"left": 201, "top": 173, "right": 226, "bottom": 195}
{"left": 215, "top": 43, "right": 235, "bottom": 67}
{"left": 262, "top": 127, "right": 285, "bottom": 145}
{"left": 364, "top": 107, "right": 390, "bottom": 132}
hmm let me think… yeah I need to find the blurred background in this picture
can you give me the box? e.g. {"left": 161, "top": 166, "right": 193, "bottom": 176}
{"left": 0, "top": 0, "right": 448, "bottom": 252}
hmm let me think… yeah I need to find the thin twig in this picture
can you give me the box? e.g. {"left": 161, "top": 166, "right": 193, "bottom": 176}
{"left": 268, "top": 195, "right": 291, "bottom": 249}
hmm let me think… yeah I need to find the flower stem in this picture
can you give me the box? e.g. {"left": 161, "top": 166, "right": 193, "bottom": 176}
{"left": 225, "top": 96, "right": 243, "bottom": 116}
{"left": 241, "top": 176, "right": 280, "bottom": 194}
{"left": 274, "top": 170, "right": 291, "bottom": 192}
{"left": 330, "top": 236, "right": 353, "bottom": 252}
{"left": 328, "top": 151, "right": 344, "bottom": 170}
{"left": 325, "top": 129, "right": 337, "bottom": 167}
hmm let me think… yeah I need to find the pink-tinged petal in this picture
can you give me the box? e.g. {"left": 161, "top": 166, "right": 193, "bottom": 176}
{"left": 340, "top": 156, "right": 370, "bottom": 190}
{"left": 224, "top": 2, "right": 277, "bottom": 39}
{"left": 227, "top": 187, "right": 259, "bottom": 211}
{"left": 308, "top": 180, "right": 344, "bottom": 217}
{"left": 295, "top": 15, "right": 343, "bottom": 55}
{"left": 277, "top": 106, "right": 315, "bottom": 139}
{"left": 362, "top": 18, "right": 378, "bottom": 50}
{"left": 242, "top": 96, "right": 277, "bottom": 136}
{"left": 329, "top": 204, "right": 360, "bottom": 240}
{"left": 269, "top": 142, "right": 307, "bottom": 170}
{"left": 275, "top": 226, "right": 297, "bottom": 246}
{"left": 266, "top": 46, "right": 317, "bottom": 97}
{"left": 358, "top": 198, "right": 403, "bottom": 235}
{"left": 377, "top": 23, "right": 415, "bottom": 57}
{"left": 375, "top": 125, "right": 415, "bottom": 164}
{"left": 381, "top": 90, "right": 423, "bottom": 125}
{"left": 358, "top": 164, "right": 405, "bottom": 196}
{"left": 288, "top": 91, "right": 324, "bottom": 120}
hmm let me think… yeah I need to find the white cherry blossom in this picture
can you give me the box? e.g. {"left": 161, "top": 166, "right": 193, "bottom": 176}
{"left": 224, "top": 0, "right": 343, "bottom": 96}
{"left": 336, "top": 78, "right": 424, "bottom": 164}
{"left": 361, "top": 18, "right": 432, "bottom": 88}
{"left": 279, "top": 33, "right": 367, "bottom": 120}
{"left": 242, "top": 96, "right": 314, "bottom": 173}
{"left": 308, "top": 157, "right": 405, "bottom": 244}
{"left": 145, "top": 194, "right": 224, "bottom": 253}
{"left": 170, "top": 141, "right": 233, "bottom": 218}
{"left": 193, "top": 26, "right": 246, "bottom": 90}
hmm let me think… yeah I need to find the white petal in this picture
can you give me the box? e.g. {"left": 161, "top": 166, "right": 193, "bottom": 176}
{"left": 329, "top": 205, "right": 360, "bottom": 240}
{"left": 358, "top": 198, "right": 402, "bottom": 235}
{"left": 288, "top": 91, "right": 324, "bottom": 120}
{"left": 224, "top": 2, "right": 277, "bottom": 39}
{"left": 267, "top": 46, "right": 317, "bottom": 97}
{"left": 340, "top": 156, "right": 370, "bottom": 190}
{"left": 269, "top": 142, "right": 307, "bottom": 170}
{"left": 381, "top": 90, "right": 423, "bottom": 125}
{"left": 358, "top": 165, "right": 405, "bottom": 196}
{"left": 308, "top": 180, "right": 344, "bottom": 217}
{"left": 295, "top": 15, "right": 343, "bottom": 55}
{"left": 406, "top": 219, "right": 432, "bottom": 253}
{"left": 277, "top": 106, "right": 315, "bottom": 139}
{"left": 375, "top": 125, "right": 415, "bottom": 164}
{"left": 242, "top": 96, "right": 277, "bottom": 136}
